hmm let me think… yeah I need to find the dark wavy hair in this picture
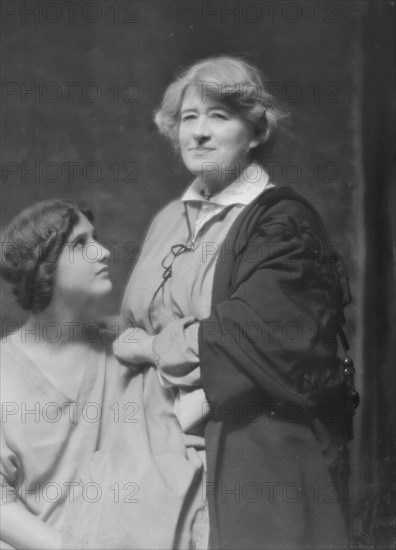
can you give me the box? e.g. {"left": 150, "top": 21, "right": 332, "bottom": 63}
{"left": 154, "top": 56, "right": 288, "bottom": 161}
{"left": 0, "top": 200, "right": 94, "bottom": 313}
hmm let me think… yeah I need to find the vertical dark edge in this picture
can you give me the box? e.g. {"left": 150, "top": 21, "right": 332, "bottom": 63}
{"left": 359, "top": 1, "right": 395, "bottom": 547}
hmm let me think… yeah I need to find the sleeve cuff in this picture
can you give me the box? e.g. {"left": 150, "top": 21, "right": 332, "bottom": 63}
{"left": 152, "top": 317, "right": 201, "bottom": 387}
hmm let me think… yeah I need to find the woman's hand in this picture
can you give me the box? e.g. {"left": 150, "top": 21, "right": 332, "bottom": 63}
{"left": 113, "top": 326, "right": 155, "bottom": 365}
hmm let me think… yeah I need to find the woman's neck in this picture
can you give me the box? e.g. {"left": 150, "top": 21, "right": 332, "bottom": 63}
{"left": 18, "top": 302, "right": 100, "bottom": 348}
{"left": 199, "top": 160, "right": 254, "bottom": 196}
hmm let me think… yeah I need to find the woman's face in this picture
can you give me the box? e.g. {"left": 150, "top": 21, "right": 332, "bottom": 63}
{"left": 54, "top": 214, "right": 112, "bottom": 306}
{"left": 178, "top": 86, "right": 259, "bottom": 189}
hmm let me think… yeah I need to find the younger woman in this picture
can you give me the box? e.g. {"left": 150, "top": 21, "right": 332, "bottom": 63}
{"left": 0, "top": 200, "right": 130, "bottom": 549}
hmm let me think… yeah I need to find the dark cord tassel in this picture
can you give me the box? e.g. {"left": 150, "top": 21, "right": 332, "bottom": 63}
{"left": 343, "top": 356, "right": 360, "bottom": 415}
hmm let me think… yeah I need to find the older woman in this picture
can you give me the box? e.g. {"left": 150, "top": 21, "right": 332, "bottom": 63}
{"left": 0, "top": 200, "right": 130, "bottom": 549}
{"left": 64, "top": 56, "right": 356, "bottom": 549}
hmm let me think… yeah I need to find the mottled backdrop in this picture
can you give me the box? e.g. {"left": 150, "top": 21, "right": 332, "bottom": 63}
{"left": 1, "top": 0, "right": 362, "bottom": 319}
{"left": 1, "top": 1, "right": 394, "bottom": 547}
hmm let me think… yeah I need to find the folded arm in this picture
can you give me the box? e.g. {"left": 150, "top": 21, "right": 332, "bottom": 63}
{"left": 113, "top": 315, "right": 202, "bottom": 388}
{"left": 1, "top": 502, "right": 61, "bottom": 550}
{"left": 199, "top": 204, "right": 348, "bottom": 410}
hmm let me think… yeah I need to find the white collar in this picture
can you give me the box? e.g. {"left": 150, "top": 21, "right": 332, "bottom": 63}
{"left": 181, "top": 163, "right": 272, "bottom": 207}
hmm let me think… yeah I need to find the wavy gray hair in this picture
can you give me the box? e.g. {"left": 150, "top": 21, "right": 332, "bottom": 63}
{"left": 154, "top": 56, "right": 288, "bottom": 160}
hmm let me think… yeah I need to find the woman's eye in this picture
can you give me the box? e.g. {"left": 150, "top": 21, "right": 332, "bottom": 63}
{"left": 181, "top": 114, "right": 195, "bottom": 122}
{"left": 73, "top": 238, "right": 85, "bottom": 248}
{"left": 211, "top": 112, "right": 228, "bottom": 120}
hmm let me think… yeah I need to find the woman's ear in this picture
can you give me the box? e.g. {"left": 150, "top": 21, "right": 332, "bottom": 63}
{"left": 248, "top": 137, "right": 261, "bottom": 151}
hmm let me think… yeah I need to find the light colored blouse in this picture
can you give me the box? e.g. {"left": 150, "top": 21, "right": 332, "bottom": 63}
{"left": 122, "top": 164, "right": 273, "bottom": 434}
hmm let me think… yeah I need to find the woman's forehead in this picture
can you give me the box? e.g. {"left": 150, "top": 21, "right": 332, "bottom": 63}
{"left": 181, "top": 85, "right": 229, "bottom": 110}
{"left": 68, "top": 214, "right": 94, "bottom": 239}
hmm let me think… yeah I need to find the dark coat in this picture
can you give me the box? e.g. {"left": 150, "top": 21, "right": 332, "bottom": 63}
{"left": 199, "top": 186, "right": 352, "bottom": 549}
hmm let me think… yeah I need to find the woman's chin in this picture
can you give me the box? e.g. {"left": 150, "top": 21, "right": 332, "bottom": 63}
{"left": 87, "top": 279, "right": 113, "bottom": 299}
{"left": 185, "top": 163, "right": 206, "bottom": 178}
{"left": 99, "top": 279, "right": 113, "bottom": 295}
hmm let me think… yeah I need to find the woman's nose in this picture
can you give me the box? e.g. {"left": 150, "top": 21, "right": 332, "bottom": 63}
{"left": 192, "top": 116, "right": 210, "bottom": 140}
{"left": 98, "top": 243, "right": 110, "bottom": 262}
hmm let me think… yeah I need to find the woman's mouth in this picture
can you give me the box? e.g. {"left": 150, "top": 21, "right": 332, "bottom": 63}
{"left": 96, "top": 266, "right": 109, "bottom": 276}
{"left": 190, "top": 147, "right": 216, "bottom": 153}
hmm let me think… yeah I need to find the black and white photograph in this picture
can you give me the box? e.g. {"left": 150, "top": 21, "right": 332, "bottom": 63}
{"left": 0, "top": 1, "right": 394, "bottom": 548}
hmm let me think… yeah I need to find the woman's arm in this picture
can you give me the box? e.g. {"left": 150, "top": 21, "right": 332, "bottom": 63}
{"left": 113, "top": 326, "right": 155, "bottom": 365}
{"left": 113, "top": 319, "right": 202, "bottom": 388}
{"left": 0, "top": 502, "right": 61, "bottom": 550}
{"left": 199, "top": 200, "right": 349, "bottom": 411}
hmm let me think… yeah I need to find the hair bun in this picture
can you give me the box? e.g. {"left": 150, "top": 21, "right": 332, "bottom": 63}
{"left": 0, "top": 200, "right": 93, "bottom": 313}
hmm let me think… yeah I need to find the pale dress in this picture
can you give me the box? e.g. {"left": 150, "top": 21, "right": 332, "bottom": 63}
{"left": 0, "top": 332, "right": 130, "bottom": 549}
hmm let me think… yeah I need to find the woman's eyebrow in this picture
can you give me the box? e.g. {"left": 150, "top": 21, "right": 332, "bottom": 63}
{"left": 69, "top": 230, "right": 90, "bottom": 243}
{"left": 180, "top": 105, "right": 231, "bottom": 114}
{"left": 180, "top": 107, "right": 198, "bottom": 114}
{"left": 209, "top": 107, "right": 231, "bottom": 114}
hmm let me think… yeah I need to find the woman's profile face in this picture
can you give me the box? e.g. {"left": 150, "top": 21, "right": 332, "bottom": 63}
{"left": 53, "top": 214, "right": 112, "bottom": 305}
{"left": 178, "top": 86, "right": 259, "bottom": 187}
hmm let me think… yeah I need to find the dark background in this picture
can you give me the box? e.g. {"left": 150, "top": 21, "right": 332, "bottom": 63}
{"left": 1, "top": 0, "right": 394, "bottom": 547}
